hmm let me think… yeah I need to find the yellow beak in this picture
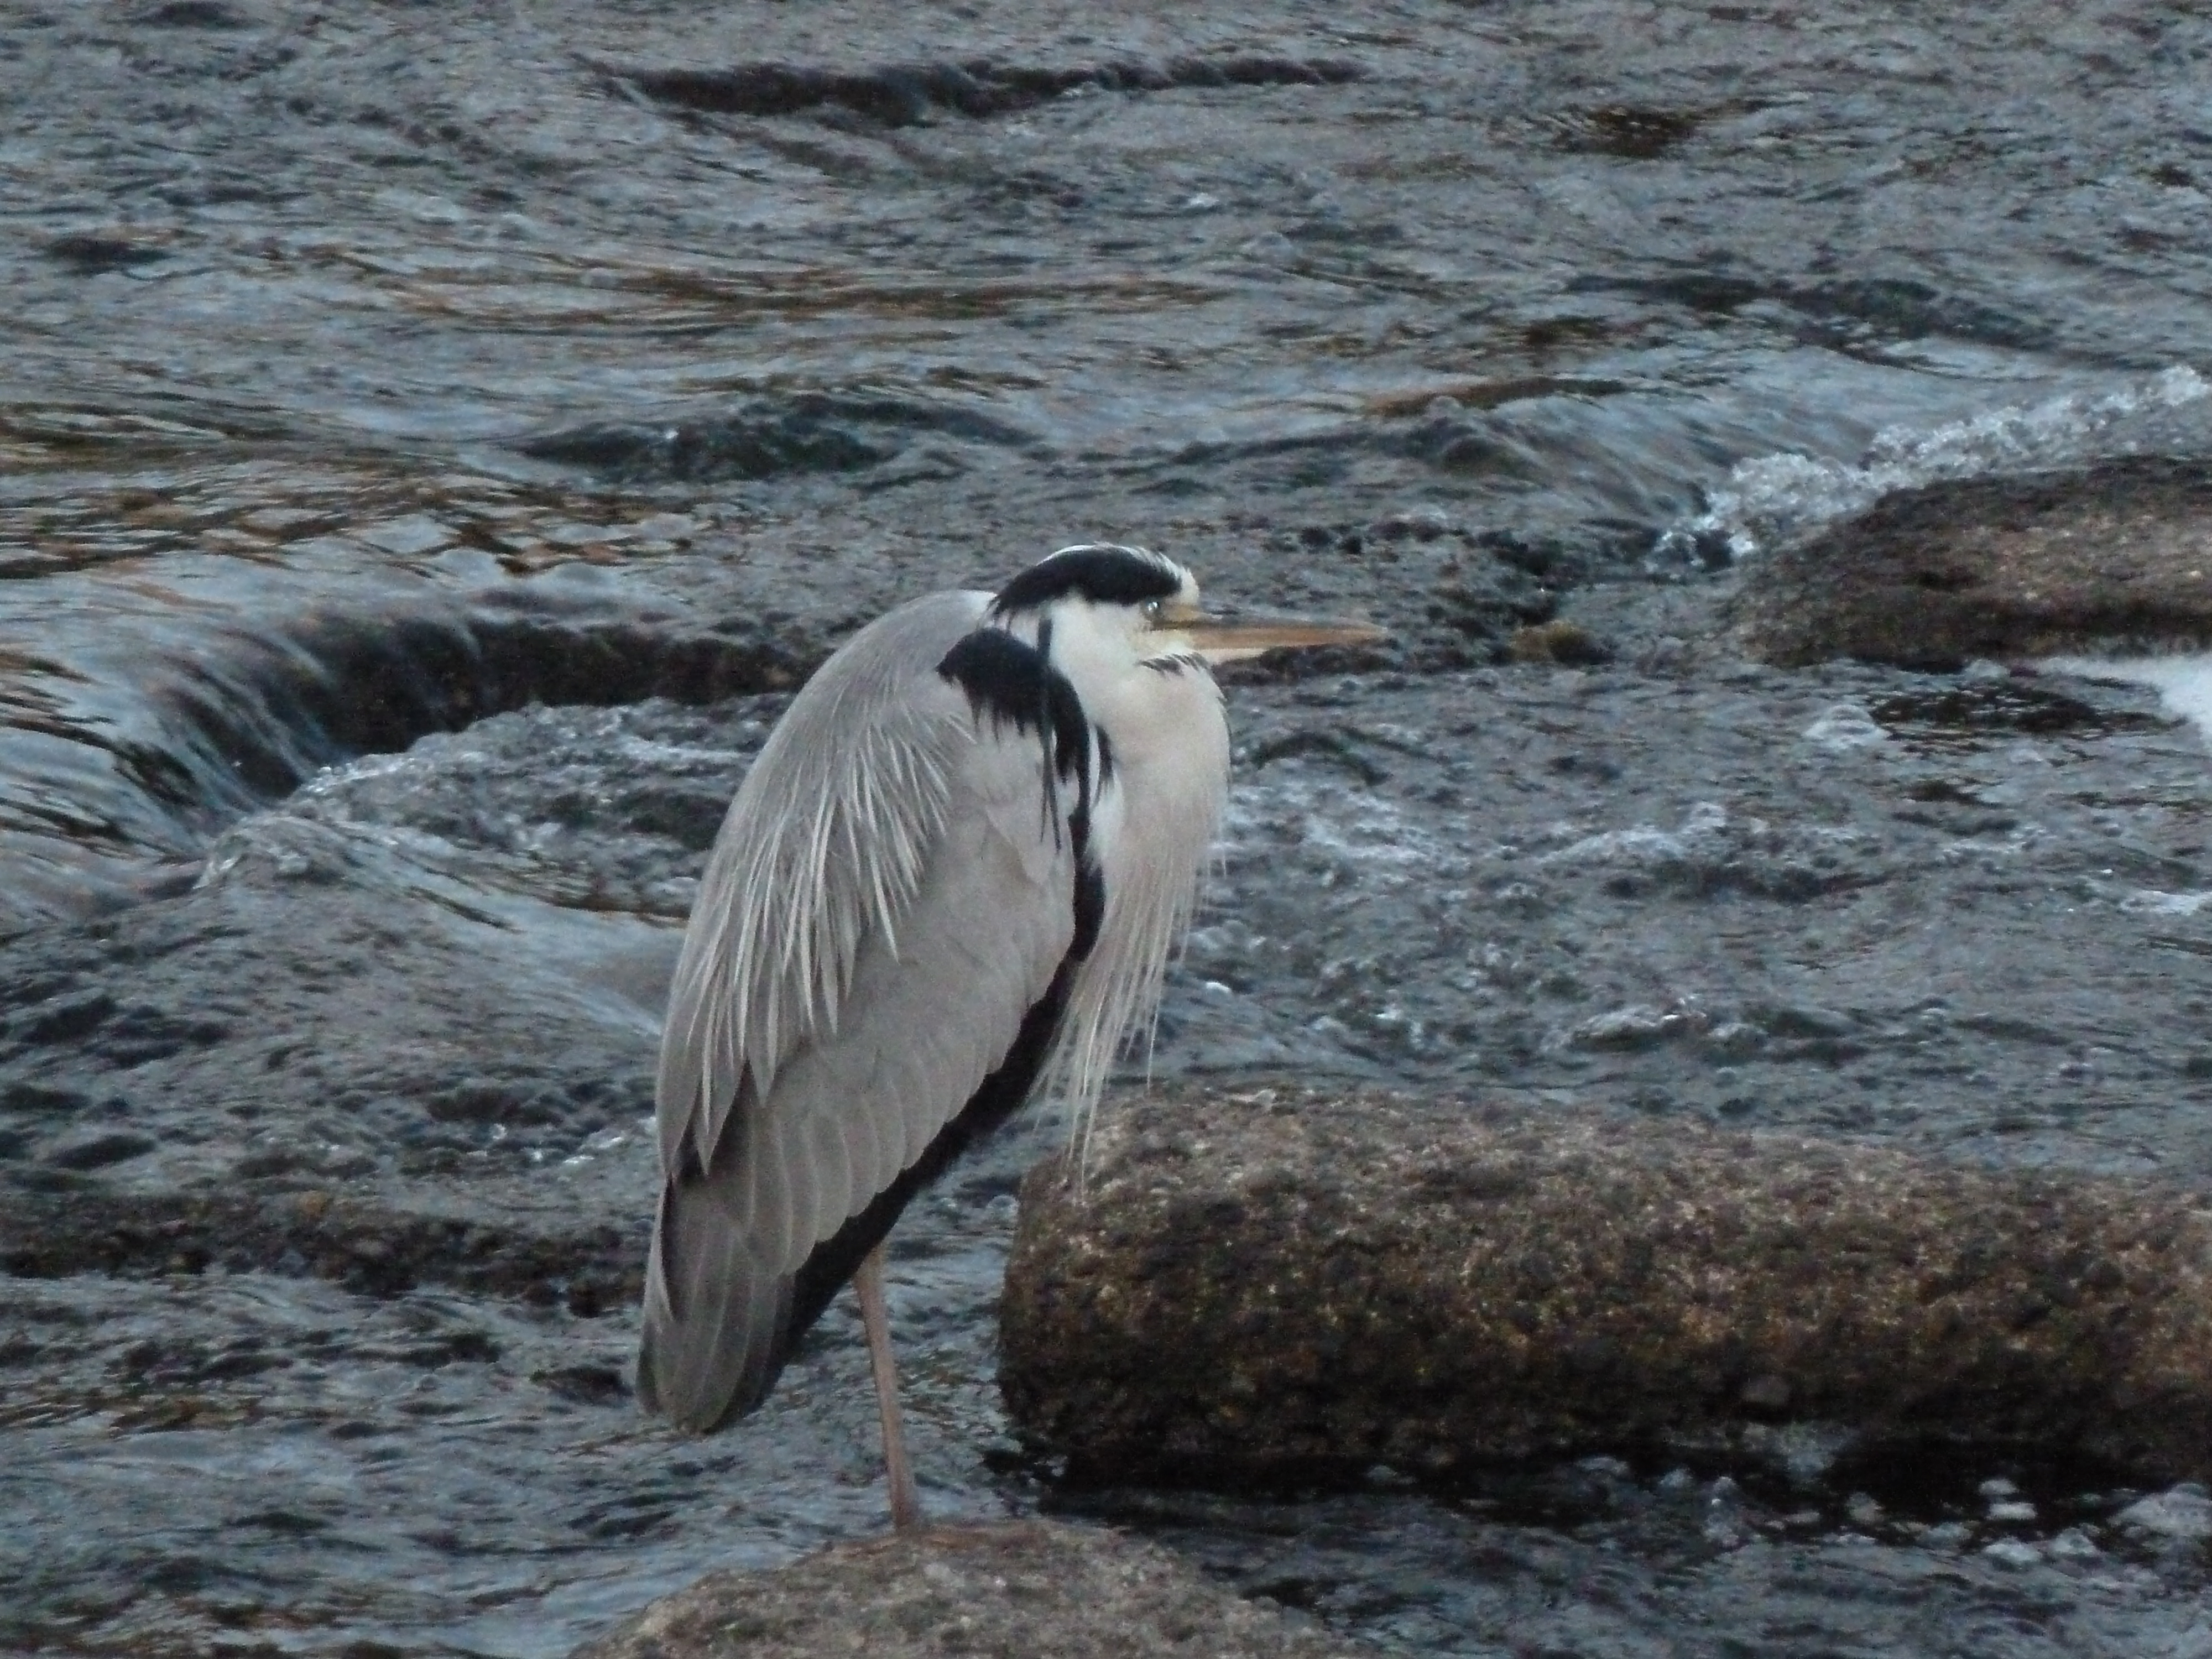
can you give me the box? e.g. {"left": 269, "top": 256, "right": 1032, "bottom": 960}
{"left": 1172, "top": 609, "right": 1389, "bottom": 665}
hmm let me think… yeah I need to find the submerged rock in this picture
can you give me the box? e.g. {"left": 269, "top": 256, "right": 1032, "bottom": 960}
{"left": 1730, "top": 457, "right": 2212, "bottom": 668}
{"left": 1001, "top": 1083, "right": 2212, "bottom": 1484}
{"left": 569, "top": 1519, "right": 1367, "bottom": 1659}
{"left": 0, "top": 700, "right": 745, "bottom": 1308}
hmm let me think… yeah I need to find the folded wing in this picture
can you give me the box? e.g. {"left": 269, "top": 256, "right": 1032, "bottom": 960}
{"left": 641, "top": 591, "right": 1088, "bottom": 1430}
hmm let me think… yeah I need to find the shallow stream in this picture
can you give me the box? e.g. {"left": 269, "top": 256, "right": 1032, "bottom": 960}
{"left": 8, "top": 2, "right": 2212, "bottom": 1653}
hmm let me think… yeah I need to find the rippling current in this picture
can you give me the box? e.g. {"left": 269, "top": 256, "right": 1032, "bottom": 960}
{"left": 8, "top": 1, "right": 2212, "bottom": 1653}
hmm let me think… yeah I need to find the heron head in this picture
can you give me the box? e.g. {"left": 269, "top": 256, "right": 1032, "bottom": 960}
{"left": 988, "top": 544, "right": 1385, "bottom": 670}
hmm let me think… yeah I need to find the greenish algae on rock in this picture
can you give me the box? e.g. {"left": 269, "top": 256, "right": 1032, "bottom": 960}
{"left": 1001, "top": 1083, "right": 2212, "bottom": 1484}
{"left": 568, "top": 1518, "right": 1370, "bottom": 1658}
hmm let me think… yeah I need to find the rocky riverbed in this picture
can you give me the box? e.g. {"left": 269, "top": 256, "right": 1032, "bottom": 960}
{"left": 9, "top": 1, "right": 2212, "bottom": 1655}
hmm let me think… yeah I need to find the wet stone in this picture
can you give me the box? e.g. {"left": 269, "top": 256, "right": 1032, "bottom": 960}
{"left": 1731, "top": 458, "right": 2212, "bottom": 669}
{"left": 43, "top": 233, "right": 169, "bottom": 274}
{"left": 137, "top": 1, "right": 257, "bottom": 25}
{"left": 1507, "top": 619, "right": 1614, "bottom": 666}
{"left": 43, "top": 1129, "right": 157, "bottom": 1172}
{"left": 0, "top": 1080, "right": 96, "bottom": 1115}
{"left": 570, "top": 1519, "right": 1368, "bottom": 1659}
{"left": 620, "top": 53, "right": 1360, "bottom": 128}
{"left": 1001, "top": 1083, "right": 2212, "bottom": 1486}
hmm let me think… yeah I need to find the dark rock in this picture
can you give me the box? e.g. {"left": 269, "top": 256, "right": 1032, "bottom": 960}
{"left": 18, "top": 989, "right": 116, "bottom": 1045}
{"left": 533, "top": 1363, "right": 629, "bottom": 1406}
{"left": 1550, "top": 103, "right": 1715, "bottom": 160}
{"left": 1867, "top": 678, "right": 2165, "bottom": 742}
{"left": 1508, "top": 619, "right": 1615, "bottom": 666}
{"left": 0, "top": 1079, "right": 95, "bottom": 1114}
{"left": 44, "top": 234, "right": 168, "bottom": 274}
{"left": 43, "top": 1129, "right": 156, "bottom": 1171}
{"left": 620, "top": 56, "right": 1362, "bottom": 127}
{"left": 519, "top": 392, "right": 1035, "bottom": 486}
{"left": 1001, "top": 1083, "right": 2212, "bottom": 1485}
{"left": 1422, "top": 549, "right": 1557, "bottom": 649}
{"left": 137, "top": 1, "right": 253, "bottom": 25}
{"left": 0, "top": 1178, "right": 642, "bottom": 1308}
{"left": 569, "top": 1519, "right": 1368, "bottom": 1659}
{"left": 1791, "top": 278, "right": 2048, "bottom": 352}
{"left": 1731, "top": 458, "right": 2212, "bottom": 667}
{"left": 520, "top": 408, "right": 890, "bottom": 484}
{"left": 1594, "top": 275, "right": 2047, "bottom": 352}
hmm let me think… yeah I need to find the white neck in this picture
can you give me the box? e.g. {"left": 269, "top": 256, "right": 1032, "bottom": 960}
{"left": 1014, "top": 599, "right": 1231, "bottom": 1135}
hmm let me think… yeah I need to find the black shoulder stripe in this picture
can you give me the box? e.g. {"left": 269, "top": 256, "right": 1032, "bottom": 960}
{"left": 990, "top": 545, "right": 1181, "bottom": 615}
{"left": 940, "top": 626, "right": 1108, "bottom": 953}
{"left": 937, "top": 628, "right": 1092, "bottom": 793}
{"left": 1071, "top": 863, "right": 1105, "bottom": 960}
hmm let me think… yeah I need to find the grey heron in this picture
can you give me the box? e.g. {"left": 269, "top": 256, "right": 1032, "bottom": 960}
{"left": 638, "top": 543, "right": 1381, "bottom": 1528}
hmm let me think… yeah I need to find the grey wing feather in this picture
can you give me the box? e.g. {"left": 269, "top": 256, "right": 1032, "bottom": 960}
{"left": 640, "top": 589, "right": 1079, "bottom": 1430}
{"left": 655, "top": 592, "right": 981, "bottom": 1179}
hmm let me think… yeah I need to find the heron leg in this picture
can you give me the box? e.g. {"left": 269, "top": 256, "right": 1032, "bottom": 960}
{"left": 853, "top": 1243, "right": 922, "bottom": 1532}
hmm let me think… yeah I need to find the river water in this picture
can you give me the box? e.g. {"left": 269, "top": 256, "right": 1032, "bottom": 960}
{"left": 8, "top": 1, "right": 2212, "bottom": 1653}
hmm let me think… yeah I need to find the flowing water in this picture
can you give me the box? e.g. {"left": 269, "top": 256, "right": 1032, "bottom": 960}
{"left": 8, "top": 1, "right": 2212, "bottom": 1652}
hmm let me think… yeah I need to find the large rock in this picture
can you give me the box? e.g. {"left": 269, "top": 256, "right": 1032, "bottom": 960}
{"left": 569, "top": 1519, "right": 1368, "bottom": 1659}
{"left": 1729, "top": 457, "right": 2212, "bottom": 667}
{"left": 1001, "top": 1083, "right": 2212, "bottom": 1483}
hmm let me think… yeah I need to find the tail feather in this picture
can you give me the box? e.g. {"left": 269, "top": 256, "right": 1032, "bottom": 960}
{"left": 638, "top": 1177, "right": 795, "bottom": 1430}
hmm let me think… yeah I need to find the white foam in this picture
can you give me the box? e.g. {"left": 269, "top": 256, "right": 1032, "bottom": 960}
{"left": 2120, "top": 889, "right": 2212, "bottom": 917}
{"left": 1661, "top": 366, "right": 2212, "bottom": 562}
{"left": 2044, "top": 650, "right": 2212, "bottom": 749}
{"left": 1801, "top": 703, "right": 1888, "bottom": 752}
